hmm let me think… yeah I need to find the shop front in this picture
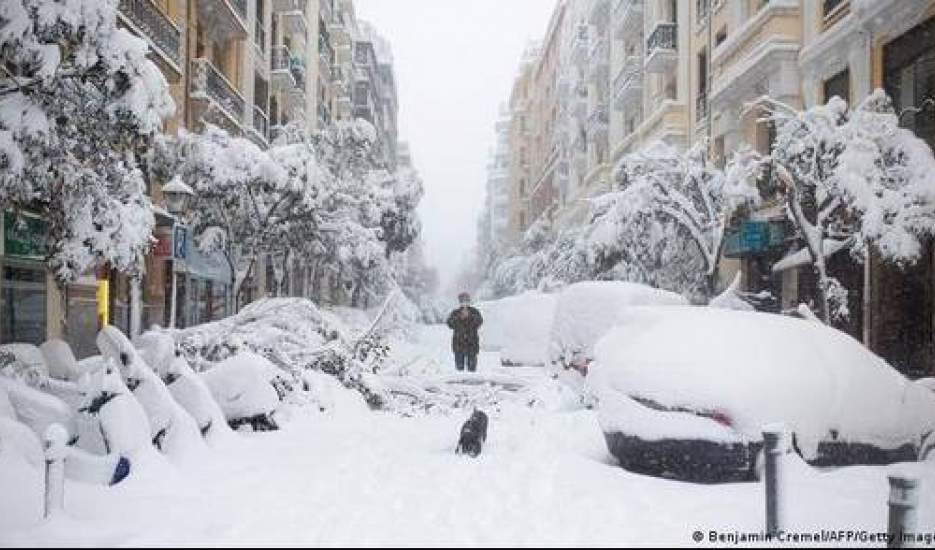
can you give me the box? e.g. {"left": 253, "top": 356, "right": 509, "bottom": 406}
{"left": 0, "top": 211, "right": 48, "bottom": 345}
{"left": 167, "top": 224, "right": 232, "bottom": 329}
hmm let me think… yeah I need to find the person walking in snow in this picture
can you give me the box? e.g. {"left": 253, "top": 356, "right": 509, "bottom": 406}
{"left": 447, "top": 292, "right": 483, "bottom": 373}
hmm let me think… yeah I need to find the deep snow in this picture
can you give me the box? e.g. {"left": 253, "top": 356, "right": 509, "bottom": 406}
{"left": 1, "top": 323, "right": 934, "bottom": 547}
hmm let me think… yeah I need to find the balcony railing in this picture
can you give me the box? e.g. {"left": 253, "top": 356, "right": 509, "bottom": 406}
{"left": 272, "top": 45, "right": 293, "bottom": 72}
{"left": 823, "top": 0, "right": 847, "bottom": 20}
{"left": 191, "top": 58, "right": 245, "bottom": 123}
{"left": 117, "top": 0, "right": 182, "bottom": 68}
{"left": 613, "top": 60, "right": 642, "bottom": 109}
{"left": 229, "top": 0, "right": 248, "bottom": 21}
{"left": 274, "top": 0, "right": 307, "bottom": 13}
{"left": 647, "top": 22, "right": 677, "bottom": 53}
{"left": 252, "top": 105, "right": 269, "bottom": 143}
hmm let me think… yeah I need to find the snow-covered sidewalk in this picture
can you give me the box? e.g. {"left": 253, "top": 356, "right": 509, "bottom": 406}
{"left": 1, "top": 324, "right": 932, "bottom": 547}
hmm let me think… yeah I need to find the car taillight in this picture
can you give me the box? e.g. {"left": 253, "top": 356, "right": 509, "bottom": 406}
{"left": 710, "top": 410, "right": 733, "bottom": 428}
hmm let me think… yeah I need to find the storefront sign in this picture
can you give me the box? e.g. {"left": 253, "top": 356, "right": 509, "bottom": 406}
{"left": 153, "top": 227, "right": 173, "bottom": 258}
{"left": 724, "top": 221, "right": 787, "bottom": 258}
{"left": 173, "top": 225, "right": 188, "bottom": 261}
{"left": 3, "top": 212, "right": 48, "bottom": 260}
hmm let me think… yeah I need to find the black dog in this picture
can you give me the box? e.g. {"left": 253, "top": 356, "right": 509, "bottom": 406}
{"left": 456, "top": 409, "right": 488, "bottom": 458}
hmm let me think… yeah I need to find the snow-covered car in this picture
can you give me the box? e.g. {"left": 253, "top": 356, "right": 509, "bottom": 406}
{"left": 548, "top": 282, "right": 688, "bottom": 373}
{"left": 478, "top": 291, "right": 557, "bottom": 367}
{"left": 588, "top": 306, "right": 935, "bottom": 483}
{"left": 200, "top": 352, "right": 282, "bottom": 431}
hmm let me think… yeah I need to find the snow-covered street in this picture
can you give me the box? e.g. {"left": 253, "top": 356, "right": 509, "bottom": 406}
{"left": 3, "top": 323, "right": 933, "bottom": 548}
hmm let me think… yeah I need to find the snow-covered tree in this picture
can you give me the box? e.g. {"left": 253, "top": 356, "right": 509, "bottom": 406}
{"left": 764, "top": 90, "right": 935, "bottom": 322}
{"left": 0, "top": 0, "right": 174, "bottom": 281}
{"left": 157, "top": 119, "right": 424, "bottom": 310}
{"left": 590, "top": 141, "right": 760, "bottom": 299}
{"left": 161, "top": 126, "right": 290, "bottom": 308}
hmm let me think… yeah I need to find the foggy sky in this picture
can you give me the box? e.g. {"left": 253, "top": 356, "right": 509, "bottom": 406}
{"left": 353, "top": 0, "right": 557, "bottom": 295}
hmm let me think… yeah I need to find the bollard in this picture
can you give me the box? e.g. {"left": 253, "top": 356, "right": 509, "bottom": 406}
{"left": 762, "top": 425, "right": 786, "bottom": 536}
{"left": 43, "top": 424, "right": 69, "bottom": 519}
{"left": 887, "top": 473, "right": 920, "bottom": 549}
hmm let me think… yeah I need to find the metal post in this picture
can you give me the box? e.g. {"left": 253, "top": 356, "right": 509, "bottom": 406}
{"left": 43, "top": 424, "right": 68, "bottom": 519}
{"left": 130, "top": 277, "right": 142, "bottom": 337}
{"left": 887, "top": 473, "right": 920, "bottom": 549}
{"left": 170, "top": 269, "right": 178, "bottom": 329}
{"left": 763, "top": 426, "right": 785, "bottom": 535}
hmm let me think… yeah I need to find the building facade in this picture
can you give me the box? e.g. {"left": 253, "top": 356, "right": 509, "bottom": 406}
{"left": 0, "top": 0, "right": 399, "bottom": 356}
{"left": 486, "top": 0, "right": 935, "bottom": 377}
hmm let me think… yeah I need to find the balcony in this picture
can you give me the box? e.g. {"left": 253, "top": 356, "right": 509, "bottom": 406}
{"left": 117, "top": 0, "right": 183, "bottom": 74}
{"left": 274, "top": 0, "right": 308, "bottom": 35}
{"left": 614, "top": 0, "right": 644, "bottom": 39}
{"left": 195, "top": 0, "right": 248, "bottom": 40}
{"left": 587, "top": 38, "right": 610, "bottom": 84}
{"left": 587, "top": 104, "right": 610, "bottom": 142}
{"left": 271, "top": 46, "right": 303, "bottom": 91}
{"left": 645, "top": 22, "right": 678, "bottom": 73}
{"left": 613, "top": 55, "right": 642, "bottom": 111}
{"left": 571, "top": 26, "right": 589, "bottom": 67}
{"left": 190, "top": 58, "right": 245, "bottom": 128}
{"left": 250, "top": 106, "right": 270, "bottom": 148}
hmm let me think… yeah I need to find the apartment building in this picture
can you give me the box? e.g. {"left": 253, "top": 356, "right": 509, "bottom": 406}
{"left": 490, "top": 0, "right": 935, "bottom": 376}
{"left": 0, "top": 0, "right": 394, "bottom": 356}
{"left": 506, "top": 43, "right": 541, "bottom": 237}
{"left": 353, "top": 21, "right": 400, "bottom": 169}
{"left": 483, "top": 109, "right": 514, "bottom": 248}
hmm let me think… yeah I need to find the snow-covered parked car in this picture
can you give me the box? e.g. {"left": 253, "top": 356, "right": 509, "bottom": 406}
{"left": 478, "top": 291, "right": 557, "bottom": 366}
{"left": 97, "top": 326, "right": 204, "bottom": 455}
{"left": 548, "top": 282, "right": 688, "bottom": 373}
{"left": 136, "top": 331, "right": 231, "bottom": 439}
{"left": 588, "top": 306, "right": 935, "bottom": 483}
{"left": 200, "top": 352, "right": 282, "bottom": 431}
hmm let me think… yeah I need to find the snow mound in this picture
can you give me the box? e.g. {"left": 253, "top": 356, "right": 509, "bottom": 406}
{"left": 478, "top": 291, "right": 557, "bottom": 366}
{"left": 548, "top": 282, "right": 688, "bottom": 369}
{"left": 39, "top": 340, "right": 80, "bottom": 382}
{"left": 173, "top": 298, "right": 390, "bottom": 410}
{"left": 588, "top": 306, "right": 935, "bottom": 458}
{"left": 708, "top": 273, "right": 754, "bottom": 311}
{"left": 0, "top": 343, "right": 50, "bottom": 384}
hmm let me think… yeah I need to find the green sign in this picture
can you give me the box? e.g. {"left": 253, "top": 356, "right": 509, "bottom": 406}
{"left": 4, "top": 211, "right": 48, "bottom": 259}
{"left": 724, "top": 220, "right": 787, "bottom": 258}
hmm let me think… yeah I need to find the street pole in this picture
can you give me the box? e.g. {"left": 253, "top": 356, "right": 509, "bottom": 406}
{"left": 170, "top": 268, "right": 178, "bottom": 329}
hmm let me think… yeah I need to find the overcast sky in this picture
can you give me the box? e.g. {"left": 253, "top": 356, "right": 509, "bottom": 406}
{"left": 354, "top": 0, "right": 556, "bottom": 294}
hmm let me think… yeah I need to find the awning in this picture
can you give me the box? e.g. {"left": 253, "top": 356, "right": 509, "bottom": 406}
{"left": 771, "top": 239, "right": 850, "bottom": 273}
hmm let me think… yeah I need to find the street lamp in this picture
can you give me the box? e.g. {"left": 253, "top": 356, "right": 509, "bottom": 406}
{"left": 161, "top": 176, "right": 194, "bottom": 329}
{"left": 162, "top": 176, "right": 195, "bottom": 217}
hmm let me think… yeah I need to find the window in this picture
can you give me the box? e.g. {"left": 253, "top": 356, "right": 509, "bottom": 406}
{"left": 884, "top": 16, "right": 935, "bottom": 150}
{"left": 0, "top": 260, "right": 46, "bottom": 345}
{"left": 715, "top": 27, "right": 727, "bottom": 47}
{"left": 696, "top": 0, "right": 709, "bottom": 24}
{"left": 823, "top": 68, "right": 850, "bottom": 104}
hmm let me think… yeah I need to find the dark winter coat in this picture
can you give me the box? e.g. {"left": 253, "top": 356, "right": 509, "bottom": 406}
{"left": 447, "top": 306, "right": 483, "bottom": 355}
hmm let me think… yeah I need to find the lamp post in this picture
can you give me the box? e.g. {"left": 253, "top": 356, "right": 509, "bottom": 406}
{"left": 162, "top": 177, "right": 194, "bottom": 329}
